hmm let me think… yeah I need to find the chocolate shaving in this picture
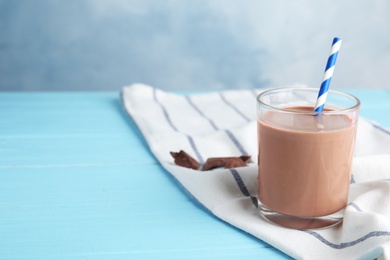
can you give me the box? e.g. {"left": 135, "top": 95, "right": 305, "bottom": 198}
{"left": 203, "top": 155, "right": 251, "bottom": 171}
{"left": 170, "top": 150, "right": 201, "bottom": 170}
{"left": 170, "top": 150, "right": 250, "bottom": 171}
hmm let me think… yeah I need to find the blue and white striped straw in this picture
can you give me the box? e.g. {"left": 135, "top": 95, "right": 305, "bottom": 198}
{"left": 314, "top": 37, "right": 342, "bottom": 113}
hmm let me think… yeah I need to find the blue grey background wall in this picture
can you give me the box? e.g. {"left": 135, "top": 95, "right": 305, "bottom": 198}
{"left": 1, "top": 0, "right": 389, "bottom": 91}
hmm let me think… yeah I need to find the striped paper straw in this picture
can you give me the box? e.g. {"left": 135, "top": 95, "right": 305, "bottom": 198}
{"left": 314, "top": 37, "right": 342, "bottom": 113}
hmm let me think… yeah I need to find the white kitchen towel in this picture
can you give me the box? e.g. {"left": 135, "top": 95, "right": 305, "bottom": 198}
{"left": 121, "top": 83, "right": 390, "bottom": 260}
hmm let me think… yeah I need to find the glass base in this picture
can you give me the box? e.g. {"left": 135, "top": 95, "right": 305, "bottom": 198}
{"left": 258, "top": 200, "right": 344, "bottom": 230}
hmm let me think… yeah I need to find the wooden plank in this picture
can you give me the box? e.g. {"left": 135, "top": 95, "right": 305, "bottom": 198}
{"left": 1, "top": 89, "right": 388, "bottom": 259}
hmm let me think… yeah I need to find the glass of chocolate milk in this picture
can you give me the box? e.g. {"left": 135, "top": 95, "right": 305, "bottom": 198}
{"left": 257, "top": 87, "right": 360, "bottom": 229}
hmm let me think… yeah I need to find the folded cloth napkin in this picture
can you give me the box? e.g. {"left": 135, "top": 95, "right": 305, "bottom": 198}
{"left": 121, "top": 83, "right": 390, "bottom": 260}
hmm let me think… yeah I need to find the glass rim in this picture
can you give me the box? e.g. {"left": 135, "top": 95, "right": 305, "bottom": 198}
{"left": 256, "top": 87, "right": 361, "bottom": 115}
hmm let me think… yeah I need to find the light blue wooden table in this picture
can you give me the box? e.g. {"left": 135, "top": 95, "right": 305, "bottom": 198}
{"left": 1, "top": 89, "right": 389, "bottom": 259}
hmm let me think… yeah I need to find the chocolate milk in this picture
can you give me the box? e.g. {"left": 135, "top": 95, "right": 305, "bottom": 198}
{"left": 257, "top": 106, "right": 357, "bottom": 217}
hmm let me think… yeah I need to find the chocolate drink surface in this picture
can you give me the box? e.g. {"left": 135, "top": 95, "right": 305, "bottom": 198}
{"left": 257, "top": 106, "right": 357, "bottom": 217}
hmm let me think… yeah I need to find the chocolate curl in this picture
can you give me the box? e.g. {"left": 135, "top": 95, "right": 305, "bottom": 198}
{"left": 203, "top": 155, "right": 251, "bottom": 171}
{"left": 170, "top": 150, "right": 201, "bottom": 170}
